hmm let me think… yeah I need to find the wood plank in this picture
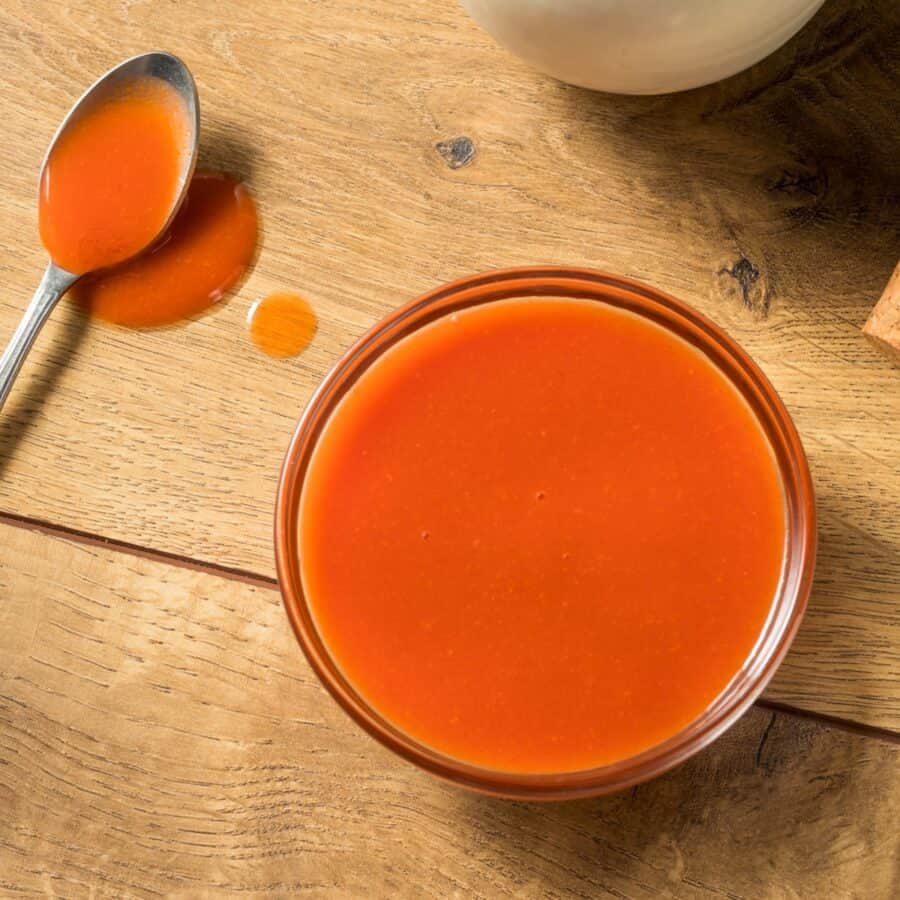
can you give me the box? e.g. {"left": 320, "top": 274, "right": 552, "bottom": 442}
{"left": 2, "top": 522, "right": 898, "bottom": 899}
{"left": 0, "top": 0, "right": 897, "bottom": 733}
{"left": 764, "top": 507, "right": 900, "bottom": 729}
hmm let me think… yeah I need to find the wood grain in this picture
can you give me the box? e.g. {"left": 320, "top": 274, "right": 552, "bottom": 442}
{"left": 0, "top": 2, "right": 897, "bottom": 727}
{"left": 2, "top": 522, "right": 899, "bottom": 899}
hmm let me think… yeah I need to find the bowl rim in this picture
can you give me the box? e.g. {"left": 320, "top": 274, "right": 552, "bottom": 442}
{"left": 275, "top": 266, "right": 816, "bottom": 800}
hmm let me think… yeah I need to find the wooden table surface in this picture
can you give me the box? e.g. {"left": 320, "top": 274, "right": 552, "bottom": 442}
{"left": 1, "top": 0, "right": 898, "bottom": 896}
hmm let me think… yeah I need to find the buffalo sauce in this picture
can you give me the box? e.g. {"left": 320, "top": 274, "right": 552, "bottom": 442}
{"left": 298, "top": 298, "right": 786, "bottom": 773}
{"left": 248, "top": 293, "right": 317, "bottom": 358}
{"left": 40, "top": 77, "right": 187, "bottom": 275}
{"left": 72, "top": 172, "right": 257, "bottom": 327}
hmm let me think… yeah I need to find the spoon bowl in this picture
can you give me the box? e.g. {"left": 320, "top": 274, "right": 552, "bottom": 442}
{"left": 0, "top": 52, "right": 199, "bottom": 412}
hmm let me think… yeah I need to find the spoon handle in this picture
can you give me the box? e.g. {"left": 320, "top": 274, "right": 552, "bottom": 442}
{"left": 0, "top": 263, "right": 79, "bottom": 413}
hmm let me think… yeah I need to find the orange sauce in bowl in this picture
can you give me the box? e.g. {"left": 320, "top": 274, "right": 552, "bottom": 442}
{"left": 39, "top": 76, "right": 188, "bottom": 274}
{"left": 298, "top": 298, "right": 786, "bottom": 774}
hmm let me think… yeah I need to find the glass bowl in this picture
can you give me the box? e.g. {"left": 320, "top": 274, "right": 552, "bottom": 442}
{"left": 275, "top": 267, "right": 816, "bottom": 800}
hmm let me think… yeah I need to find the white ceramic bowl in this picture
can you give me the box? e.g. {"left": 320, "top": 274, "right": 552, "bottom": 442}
{"left": 461, "top": 0, "right": 825, "bottom": 94}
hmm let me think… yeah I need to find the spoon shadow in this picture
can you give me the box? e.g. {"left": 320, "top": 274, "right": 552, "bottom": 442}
{"left": 198, "top": 123, "right": 259, "bottom": 183}
{"left": 0, "top": 300, "right": 88, "bottom": 479}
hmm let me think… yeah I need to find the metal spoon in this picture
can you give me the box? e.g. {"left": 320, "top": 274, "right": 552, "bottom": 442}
{"left": 0, "top": 51, "right": 199, "bottom": 412}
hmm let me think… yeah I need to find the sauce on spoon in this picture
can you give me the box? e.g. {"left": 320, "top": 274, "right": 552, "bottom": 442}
{"left": 39, "top": 76, "right": 189, "bottom": 275}
{"left": 37, "top": 63, "right": 268, "bottom": 332}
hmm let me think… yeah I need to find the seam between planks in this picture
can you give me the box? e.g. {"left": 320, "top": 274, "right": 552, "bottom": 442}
{"left": 0, "top": 508, "right": 277, "bottom": 590}
{"left": 1, "top": 506, "right": 898, "bottom": 746}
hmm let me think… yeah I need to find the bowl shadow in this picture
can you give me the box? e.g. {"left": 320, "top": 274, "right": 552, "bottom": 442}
{"left": 440, "top": 706, "right": 898, "bottom": 896}
{"left": 554, "top": 0, "right": 900, "bottom": 319}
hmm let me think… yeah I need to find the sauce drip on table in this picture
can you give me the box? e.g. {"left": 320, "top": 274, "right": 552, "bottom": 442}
{"left": 248, "top": 293, "right": 317, "bottom": 358}
{"left": 299, "top": 298, "right": 786, "bottom": 774}
{"left": 39, "top": 76, "right": 188, "bottom": 274}
{"left": 73, "top": 172, "right": 258, "bottom": 327}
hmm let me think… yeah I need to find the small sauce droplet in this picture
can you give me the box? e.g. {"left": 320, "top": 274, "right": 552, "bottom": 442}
{"left": 248, "top": 292, "right": 317, "bottom": 358}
